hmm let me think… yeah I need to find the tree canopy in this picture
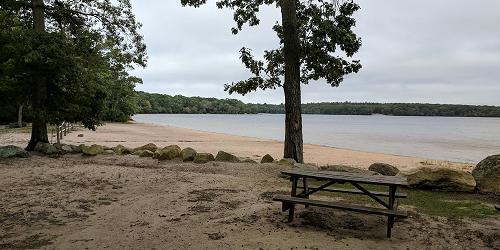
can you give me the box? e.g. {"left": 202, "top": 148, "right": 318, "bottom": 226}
{"left": 0, "top": 0, "right": 147, "bottom": 149}
{"left": 181, "top": 0, "right": 361, "bottom": 95}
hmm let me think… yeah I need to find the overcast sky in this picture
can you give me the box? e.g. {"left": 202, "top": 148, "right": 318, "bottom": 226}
{"left": 129, "top": 0, "right": 500, "bottom": 105}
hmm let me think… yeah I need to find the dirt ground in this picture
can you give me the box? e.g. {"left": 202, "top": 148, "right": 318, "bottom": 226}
{"left": 1, "top": 155, "right": 498, "bottom": 249}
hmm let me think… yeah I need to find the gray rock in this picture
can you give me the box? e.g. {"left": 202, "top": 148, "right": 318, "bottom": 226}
{"left": 139, "top": 150, "right": 154, "bottom": 157}
{"left": 406, "top": 167, "right": 476, "bottom": 192}
{"left": 215, "top": 151, "right": 241, "bottom": 162}
{"left": 113, "top": 144, "right": 133, "bottom": 155}
{"left": 278, "top": 158, "right": 296, "bottom": 166}
{"left": 260, "top": 154, "right": 274, "bottom": 163}
{"left": 193, "top": 153, "right": 215, "bottom": 164}
{"left": 0, "top": 145, "right": 29, "bottom": 158}
{"left": 134, "top": 143, "right": 158, "bottom": 152}
{"left": 155, "top": 145, "right": 181, "bottom": 160}
{"left": 181, "top": 147, "right": 197, "bottom": 162}
{"left": 34, "top": 142, "right": 59, "bottom": 155}
{"left": 53, "top": 143, "right": 73, "bottom": 154}
{"left": 102, "top": 149, "right": 115, "bottom": 155}
{"left": 70, "top": 145, "right": 82, "bottom": 153}
{"left": 61, "top": 145, "right": 74, "bottom": 153}
{"left": 240, "top": 157, "right": 258, "bottom": 164}
{"left": 82, "top": 144, "right": 104, "bottom": 156}
{"left": 472, "top": 154, "right": 500, "bottom": 194}
{"left": 368, "top": 163, "right": 400, "bottom": 176}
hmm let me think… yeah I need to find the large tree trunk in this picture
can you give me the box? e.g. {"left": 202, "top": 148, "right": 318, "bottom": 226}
{"left": 280, "top": 0, "right": 304, "bottom": 163}
{"left": 17, "top": 104, "right": 23, "bottom": 128}
{"left": 26, "top": 0, "right": 48, "bottom": 150}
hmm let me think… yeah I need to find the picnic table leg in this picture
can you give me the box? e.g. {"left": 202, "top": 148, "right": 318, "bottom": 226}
{"left": 288, "top": 176, "right": 298, "bottom": 222}
{"left": 387, "top": 185, "right": 396, "bottom": 238}
{"left": 302, "top": 177, "right": 309, "bottom": 208}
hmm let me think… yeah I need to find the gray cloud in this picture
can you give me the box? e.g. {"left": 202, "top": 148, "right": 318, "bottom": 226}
{"left": 130, "top": 0, "right": 500, "bottom": 105}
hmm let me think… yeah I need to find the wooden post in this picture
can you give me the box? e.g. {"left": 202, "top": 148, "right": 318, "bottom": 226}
{"left": 387, "top": 185, "right": 396, "bottom": 238}
{"left": 288, "top": 176, "right": 298, "bottom": 222}
{"left": 303, "top": 177, "right": 309, "bottom": 208}
{"left": 63, "top": 122, "right": 67, "bottom": 136}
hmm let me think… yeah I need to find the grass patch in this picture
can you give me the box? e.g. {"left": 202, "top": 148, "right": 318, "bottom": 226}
{"left": 304, "top": 180, "right": 498, "bottom": 218}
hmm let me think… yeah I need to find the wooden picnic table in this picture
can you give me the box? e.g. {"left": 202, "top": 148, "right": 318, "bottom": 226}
{"left": 273, "top": 169, "right": 409, "bottom": 238}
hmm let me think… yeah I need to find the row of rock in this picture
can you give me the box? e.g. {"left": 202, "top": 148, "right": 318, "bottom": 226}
{"left": 2, "top": 142, "right": 497, "bottom": 195}
{"left": 359, "top": 160, "right": 498, "bottom": 195}
{"left": 405, "top": 155, "right": 499, "bottom": 195}
{"left": 33, "top": 141, "right": 277, "bottom": 165}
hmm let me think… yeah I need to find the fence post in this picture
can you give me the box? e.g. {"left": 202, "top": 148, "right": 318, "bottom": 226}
{"left": 63, "top": 122, "right": 67, "bottom": 136}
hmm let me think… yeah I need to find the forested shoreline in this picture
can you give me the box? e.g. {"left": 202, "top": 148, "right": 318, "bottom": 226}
{"left": 133, "top": 92, "right": 500, "bottom": 118}
{"left": 2, "top": 91, "right": 500, "bottom": 125}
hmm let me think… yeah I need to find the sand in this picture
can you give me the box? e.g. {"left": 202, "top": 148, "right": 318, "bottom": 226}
{"left": 6, "top": 121, "right": 472, "bottom": 172}
{"left": 1, "top": 155, "right": 498, "bottom": 249}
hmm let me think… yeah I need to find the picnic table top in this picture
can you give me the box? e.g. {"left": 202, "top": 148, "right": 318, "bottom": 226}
{"left": 281, "top": 169, "right": 409, "bottom": 186}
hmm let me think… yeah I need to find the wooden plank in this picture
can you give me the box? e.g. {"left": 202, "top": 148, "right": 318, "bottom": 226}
{"left": 284, "top": 169, "right": 408, "bottom": 182}
{"left": 296, "top": 186, "right": 407, "bottom": 198}
{"left": 281, "top": 169, "right": 408, "bottom": 186}
{"left": 286, "top": 169, "right": 408, "bottom": 184}
{"left": 273, "top": 195, "right": 408, "bottom": 218}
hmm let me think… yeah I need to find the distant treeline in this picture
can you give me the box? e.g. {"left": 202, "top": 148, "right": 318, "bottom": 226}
{"left": 2, "top": 92, "right": 499, "bottom": 124}
{"left": 136, "top": 92, "right": 500, "bottom": 117}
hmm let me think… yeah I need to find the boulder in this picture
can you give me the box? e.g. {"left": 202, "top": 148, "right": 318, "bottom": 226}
{"left": 240, "top": 157, "right": 258, "bottom": 164}
{"left": 193, "top": 153, "right": 215, "bottom": 164}
{"left": 134, "top": 143, "right": 158, "bottom": 152}
{"left": 278, "top": 158, "right": 296, "bottom": 166}
{"left": 0, "top": 145, "right": 29, "bottom": 158}
{"left": 260, "top": 154, "right": 274, "bottom": 163}
{"left": 34, "top": 142, "right": 59, "bottom": 155}
{"left": 70, "top": 145, "right": 82, "bottom": 153}
{"left": 155, "top": 145, "right": 181, "bottom": 160}
{"left": 472, "top": 154, "right": 500, "bottom": 194}
{"left": 368, "top": 163, "right": 400, "bottom": 176}
{"left": 113, "top": 144, "right": 133, "bottom": 155}
{"left": 61, "top": 145, "right": 74, "bottom": 154}
{"left": 82, "top": 144, "right": 104, "bottom": 156}
{"left": 53, "top": 143, "right": 73, "bottom": 154}
{"left": 406, "top": 167, "right": 476, "bottom": 192}
{"left": 215, "top": 151, "right": 241, "bottom": 162}
{"left": 320, "top": 165, "right": 379, "bottom": 176}
{"left": 139, "top": 150, "right": 154, "bottom": 158}
{"left": 181, "top": 147, "right": 197, "bottom": 162}
{"left": 102, "top": 149, "right": 115, "bottom": 155}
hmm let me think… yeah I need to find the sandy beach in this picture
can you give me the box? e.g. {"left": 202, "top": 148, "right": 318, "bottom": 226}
{"left": 1, "top": 155, "right": 498, "bottom": 249}
{"left": 0, "top": 122, "right": 473, "bottom": 173}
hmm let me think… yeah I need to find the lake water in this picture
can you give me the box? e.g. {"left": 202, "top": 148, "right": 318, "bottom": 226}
{"left": 133, "top": 114, "right": 500, "bottom": 163}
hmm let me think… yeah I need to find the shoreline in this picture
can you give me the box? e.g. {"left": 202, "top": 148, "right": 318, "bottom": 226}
{"left": 138, "top": 120, "right": 456, "bottom": 162}
{"left": 0, "top": 121, "right": 474, "bottom": 172}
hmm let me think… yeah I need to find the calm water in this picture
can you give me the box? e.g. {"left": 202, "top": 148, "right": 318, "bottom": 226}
{"left": 133, "top": 114, "right": 500, "bottom": 163}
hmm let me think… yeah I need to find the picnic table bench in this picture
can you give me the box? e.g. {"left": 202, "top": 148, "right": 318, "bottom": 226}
{"left": 273, "top": 169, "right": 409, "bottom": 238}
